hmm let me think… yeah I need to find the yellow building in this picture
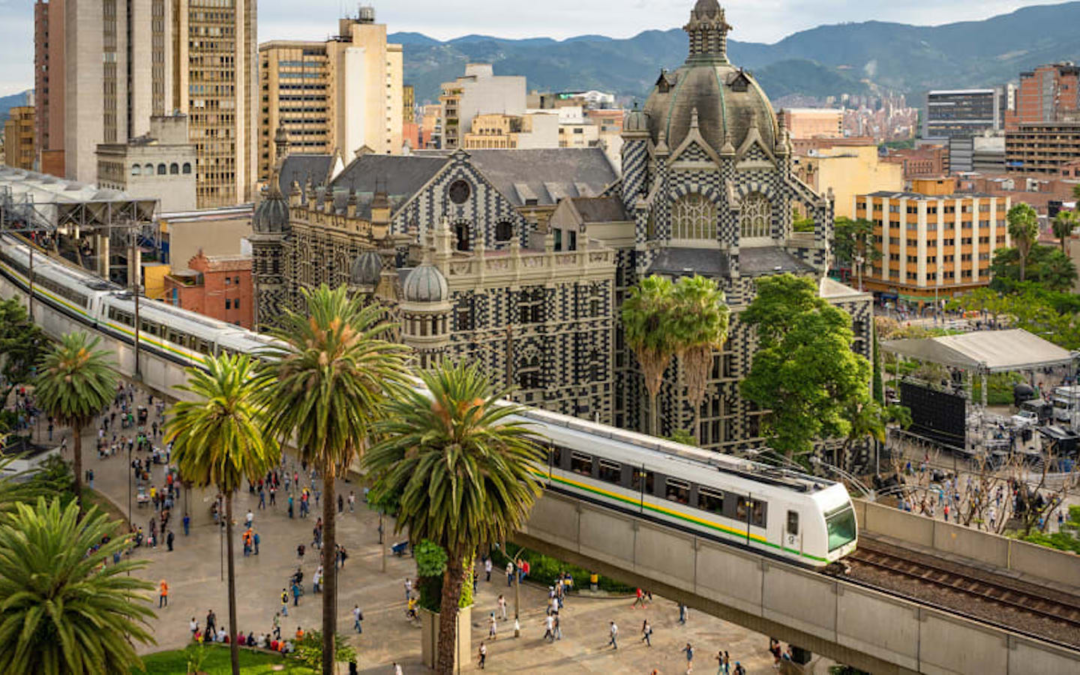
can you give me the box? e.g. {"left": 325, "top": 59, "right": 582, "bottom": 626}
{"left": 794, "top": 144, "right": 903, "bottom": 219}
{"left": 171, "top": 0, "right": 259, "bottom": 209}
{"left": 855, "top": 178, "right": 1011, "bottom": 304}
{"left": 258, "top": 7, "right": 403, "bottom": 182}
{"left": 461, "top": 112, "right": 558, "bottom": 149}
{"left": 3, "top": 106, "right": 36, "bottom": 170}
{"left": 780, "top": 108, "right": 844, "bottom": 139}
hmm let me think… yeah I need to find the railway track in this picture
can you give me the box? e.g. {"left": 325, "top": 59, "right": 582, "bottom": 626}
{"left": 831, "top": 537, "right": 1080, "bottom": 648}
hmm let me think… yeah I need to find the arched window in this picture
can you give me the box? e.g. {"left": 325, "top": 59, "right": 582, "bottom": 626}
{"left": 130, "top": 165, "right": 141, "bottom": 176}
{"left": 182, "top": 162, "right": 192, "bottom": 174}
{"left": 672, "top": 193, "right": 717, "bottom": 241}
{"left": 144, "top": 163, "right": 154, "bottom": 174}
{"left": 169, "top": 163, "right": 179, "bottom": 175}
{"left": 739, "top": 192, "right": 772, "bottom": 241}
{"left": 157, "top": 164, "right": 167, "bottom": 175}
{"left": 495, "top": 221, "right": 513, "bottom": 242}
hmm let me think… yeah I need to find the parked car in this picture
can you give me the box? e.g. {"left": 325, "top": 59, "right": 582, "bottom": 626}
{"left": 1011, "top": 410, "right": 1040, "bottom": 428}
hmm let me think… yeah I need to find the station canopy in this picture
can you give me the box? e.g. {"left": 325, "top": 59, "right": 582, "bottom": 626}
{"left": 881, "top": 328, "right": 1074, "bottom": 374}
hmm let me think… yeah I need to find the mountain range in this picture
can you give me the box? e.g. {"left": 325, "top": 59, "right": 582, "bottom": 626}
{"left": 392, "top": 2, "right": 1080, "bottom": 105}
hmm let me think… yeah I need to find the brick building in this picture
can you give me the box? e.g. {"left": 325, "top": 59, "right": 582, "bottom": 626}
{"left": 1006, "top": 120, "right": 1080, "bottom": 176}
{"left": 163, "top": 251, "right": 254, "bottom": 329}
{"left": 1006, "top": 63, "right": 1080, "bottom": 131}
{"left": 882, "top": 145, "right": 949, "bottom": 180}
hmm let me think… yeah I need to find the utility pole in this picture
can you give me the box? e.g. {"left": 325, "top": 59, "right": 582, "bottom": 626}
{"left": 131, "top": 228, "right": 142, "bottom": 380}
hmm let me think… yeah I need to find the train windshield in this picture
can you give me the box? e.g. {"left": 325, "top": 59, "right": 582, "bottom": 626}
{"left": 826, "top": 506, "right": 857, "bottom": 552}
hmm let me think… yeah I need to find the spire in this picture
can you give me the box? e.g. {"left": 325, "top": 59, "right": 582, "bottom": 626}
{"left": 268, "top": 127, "right": 290, "bottom": 197}
{"left": 684, "top": 0, "right": 732, "bottom": 63}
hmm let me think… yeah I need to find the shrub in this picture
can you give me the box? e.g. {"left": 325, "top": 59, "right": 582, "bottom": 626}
{"left": 488, "top": 545, "right": 634, "bottom": 594}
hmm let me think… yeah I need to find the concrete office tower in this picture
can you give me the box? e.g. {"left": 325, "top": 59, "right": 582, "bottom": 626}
{"left": 172, "top": 0, "right": 258, "bottom": 208}
{"left": 258, "top": 6, "right": 404, "bottom": 181}
{"left": 438, "top": 64, "right": 527, "bottom": 150}
{"left": 923, "top": 89, "right": 1002, "bottom": 141}
{"left": 34, "top": 0, "right": 174, "bottom": 183}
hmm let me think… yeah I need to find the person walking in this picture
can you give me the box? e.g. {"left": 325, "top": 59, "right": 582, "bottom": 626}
{"left": 166, "top": 529, "right": 175, "bottom": 552}
{"left": 678, "top": 603, "right": 688, "bottom": 625}
{"left": 484, "top": 556, "right": 493, "bottom": 582}
{"left": 553, "top": 612, "right": 562, "bottom": 641}
{"left": 404, "top": 578, "right": 413, "bottom": 602}
{"left": 189, "top": 617, "right": 199, "bottom": 638}
{"left": 498, "top": 594, "right": 508, "bottom": 621}
{"left": 337, "top": 494, "right": 344, "bottom": 514}
{"left": 291, "top": 581, "right": 301, "bottom": 607}
{"left": 183, "top": 513, "right": 190, "bottom": 536}
{"left": 632, "top": 587, "right": 646, "bottom": 609}
{"left": 641, "top": 620, "right": 653, "bottom": 647}
{"left": 246, "top": 509, "right": 254, "bottom": 528}
{"left": 352, "top": 605, "right": 364, "bottom": 634}
{"left": 158, "top": 580, "right": 169, "bottom": 608}
{"left": 488, "top": 612, "right": 498, "bottom": 640}
{"left": 253, "top": 531, "right": 260, "bottom": 555}
{"left": 716, "top": 651, "right": 727, "bottom": 675}
{"left": 478, "top": 642, "right": 487, "bottom": 670}
{"left": 348, "top": 491, "right": 356, "bottom": 513}
{"left": 683, "top": 642, "right": 695, "bottom": 673}
{"left": 543, "top": 614, "right": 554, "bottom": 642}
{"left": 608, "top": 621, "right": 618, "bottom": 649}
{"left": 506, "top": 561, "right": 514, "bottom": 587}
{"left": 206, "top": 609, "right": 217, "bottom": 636}
{"left": 258, "top": 486, "right": 266, "bottom": 509}
{"left": 280, "top": 589, "right": 289, "bottom": 617}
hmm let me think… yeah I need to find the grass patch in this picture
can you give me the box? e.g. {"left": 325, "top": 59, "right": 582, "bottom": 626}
{"left": 489, "top": 546, "right": 635, "bottom": 595}
{"left": 138, "top": 644, "right": 286, "bottom": 674}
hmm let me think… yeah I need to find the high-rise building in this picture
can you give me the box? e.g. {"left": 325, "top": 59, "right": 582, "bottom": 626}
{"left": 172, "top": 0, "right": 258, "bottom": 208}
{"left": 1006, "top": 63, "right": 1080, "bottom": 130}
{"left": 4, "top": 106, "right": 38, "bottom": 170}
{"left": 1006, "top": 120, "right": 1080, "bottom": 176}
{"left": 857, "top": 177, "right": 1010, "bottom": 304}
{"left": 780, "top": 108, "right": 844, "bottom": 139}
{"left": 437, "top": 64, "right": 526, "bottom": 150}
{"left": 924, "top": 89, "right": 1002, "bottom": 141}
{"left": 34, "top": 0, "right": 65, "bottom": 176}
{"left": 32, "top": 0, "right": 174, "bottom": 184}
{"left": 258, "top": 6, "right": 404, "bottom": 182}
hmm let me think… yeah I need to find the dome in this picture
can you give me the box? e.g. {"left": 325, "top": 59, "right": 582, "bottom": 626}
{"left": 350, "top": 251, "right": 383, "bottom": 287}
{"left": 642, "top": 1, "right": 777, "bottom": 157}
{"left": 402, "top": 263, "right": 448, "bottom": 304}
{"left": 252, "top": 192, "right": 290, "bottom": 234}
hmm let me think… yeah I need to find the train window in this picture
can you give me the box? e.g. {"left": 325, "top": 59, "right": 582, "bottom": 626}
{"left": 697, "top": 487, "right": 724, "bottom": 515}
{"left": 826, "top": 506, "right": 856, "bottom": 552}
{"left": 597, "top": 460, "right": 621, "bottom": 485}
{"left": 787, "top": 511, "right": 799, "bottom": 536}
{"left": 630, "top": 468, "right": 654, "bottom": 494}
{"left": 736, "top": 497, "right": 766, "bottom": 528}
{"left": 140, "top": 320, "right": 159, "bottom": 336}
{"left": 548, "top": 445, "right": 562, "bottom": 468}
{"left": 570, "top": 452, "right": 593, "bottom": 477}
{"left": 665, "top": 478, "right": 690, "bottom": 505}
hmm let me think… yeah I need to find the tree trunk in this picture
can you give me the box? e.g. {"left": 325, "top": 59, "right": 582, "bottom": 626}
{"left": 72, "top": 421, "right": 83, "bottom": 504}
{"left": 321, "top": 469, "right": 337, "bottom": 675}
{"left": 225, "top": 493, "right": 240, "bottom": 675}
{"left": 648, "top": 392, "right": 658, "bottom": 437}
{"left": 436, "top": 554, "right": 465, "bottom": 674}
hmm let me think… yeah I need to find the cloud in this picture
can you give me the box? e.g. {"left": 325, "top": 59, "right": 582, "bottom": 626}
{"left": 0, "top": 0, "right": 1062, "bottom": 96}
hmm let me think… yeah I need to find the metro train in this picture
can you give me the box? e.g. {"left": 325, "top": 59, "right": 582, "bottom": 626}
{"left": 0, "top": 235, "right": 858, "bottom": 567}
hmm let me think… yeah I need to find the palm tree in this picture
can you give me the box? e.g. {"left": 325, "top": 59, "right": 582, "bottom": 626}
{"left": 671, "top": 276, "right": 730, "bottom": 444}
{"left": 1041, "top": 249, "right": 1078, "bottom": 293}
{"left": 1052, "top": 210, "right": 1078, "bottom": 254}
{"left": 260, "top": 285, "right": 410, "bottom": 674}
{"left": 165, "top": 354, "right": 278, "bottom": 675}
{"left": 0, "top": 444, "right": 53, "bottom": 517}
{"left": 1006, "top": 203, "right": 1040, "bottom": 282}
{"left": 0, "top": 497, "right": 155, "bottom": 673}
{"left": 364, "top": 361, "right": 544, "bottom": 674}
{"left": 838, "top": 399, "right": 887, "bottom": 472}
{"left": 34, "top": 332, "right": 119, "bottom": 503}
{"left": 622, "top": 275, "right": 678, "bottom": 436}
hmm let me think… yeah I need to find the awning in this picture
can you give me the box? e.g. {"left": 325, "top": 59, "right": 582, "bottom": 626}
{"left": 881, "top": 329, "right": 1075, "bottom": 373}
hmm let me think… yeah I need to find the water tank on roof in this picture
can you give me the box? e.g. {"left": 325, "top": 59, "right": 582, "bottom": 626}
{"left": 358, "top": 5, "right": 375, "bottom": 23}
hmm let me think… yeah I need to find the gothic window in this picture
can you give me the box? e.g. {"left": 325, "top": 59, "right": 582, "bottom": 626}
{"left": 519, "top": 288, "right": 544, "bottom": 324}
{"left": 454, "top": 221, "right": 471, "bottom": 251}
{"left": 519, "top": 354, "right": 541, "bottom": 390}
{"left": 495, "top": 221, "right": 514, "bottom": 242}
{"left": 672, "top": 193, "right": 717, "bottom": 241}
{"left": 739, "top": 192, "right": 772, "bottom": 241}
{"left": 448, "top": 180, "right": 471, "bottom": 205}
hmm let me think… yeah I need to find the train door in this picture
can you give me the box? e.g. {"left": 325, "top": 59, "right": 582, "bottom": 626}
{"left": 785, "top": 509, "right": 802, "bottom": 555}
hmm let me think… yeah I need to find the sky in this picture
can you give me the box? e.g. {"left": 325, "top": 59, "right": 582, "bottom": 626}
{"left": 0, "top": 0, "right": 1065, "bottom": 96}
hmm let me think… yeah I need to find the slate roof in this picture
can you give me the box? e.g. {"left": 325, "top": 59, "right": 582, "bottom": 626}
{"left": 738, "top": 247, "right": 816, "bottom": 277}
{"left": 464, "top": 149, "right": 618, "bottom": 207}
{"left": 570, "top": 196, "right": 630, "bottom": 223}
{"left": 330, "top": 154, "right": 449, "bottom": 199}
{"left": 278, "top": 154, "right": 336, "bottom": 194}
{"left": 647, "top": 248, "right": 731, "bottom": 278}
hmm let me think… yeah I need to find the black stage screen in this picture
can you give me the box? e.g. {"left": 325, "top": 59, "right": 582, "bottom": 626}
{"left": 900, "top": 381, "right": 966, "bottom": 448}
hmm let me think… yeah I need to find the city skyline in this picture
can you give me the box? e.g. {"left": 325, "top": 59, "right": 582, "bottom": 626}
{"left": 0, "top": 0, "right": 1067, "bottom": 96}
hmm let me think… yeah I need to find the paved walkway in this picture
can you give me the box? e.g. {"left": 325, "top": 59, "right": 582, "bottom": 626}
{"left": 45, "top": 385, "right": 836, "bottom": 674}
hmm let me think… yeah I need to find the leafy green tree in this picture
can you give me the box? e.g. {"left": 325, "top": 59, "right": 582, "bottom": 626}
{"left": 1074, "top": 184, "right": 1080, "bottom": 203}
{"left": 833, "top": 217, "right": 880, "bottom": 290}
{"left": 671, "top": 276, "right": 730, "bottom": 444}
{"left": 291, "top": 631, "right": 357, "bottom": 673}
{"left": 260, "top": 285, "right": 410, "bottom": 674}
{"left": 1006, "top": 203, "right": 1039, "bottom": 282}
{"left": 364, "top": 361, "right": 544, "bottom": 674}
{"left": 990, "top": 245, "right": 1077, "bottom": 293}
{"left": 740, "top": 275, "right": 872, "bottom": 461}
{"left": 1052, "top": 210, "right": 1078, "bottom": 253}
{"left": 0, "top": 299, "right": 48, "bottom": 405}
{"left": 622, "top": 275, "right": 678, "bottom": 436}
{"left": 165, "top": 354, "right": 278, "bottom": 675}
{"left": 0, "top": 497, "right": 155, "bottom": 673}
{"left": 792, "top": 206, "right": 815, "bottom": 233}
{"left": 34, "top": 333, "right": 119, "bottom": 503}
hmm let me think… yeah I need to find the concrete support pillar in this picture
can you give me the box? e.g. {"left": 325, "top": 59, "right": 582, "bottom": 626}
{"left": 97, "top": 234, "right": 110, "bottom": 279}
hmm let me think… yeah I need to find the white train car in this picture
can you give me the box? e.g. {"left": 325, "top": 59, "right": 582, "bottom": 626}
{"left": 0, "top": 234, "right": 858, "bottom": 567}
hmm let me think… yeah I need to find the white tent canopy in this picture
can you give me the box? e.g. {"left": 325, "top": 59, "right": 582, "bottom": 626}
{"left": 881, "top": 329, "right": 1075, "bottom": 374}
